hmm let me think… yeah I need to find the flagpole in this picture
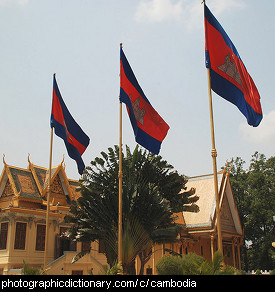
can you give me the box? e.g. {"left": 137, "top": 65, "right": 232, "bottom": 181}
{"left": 207, "top": 67, "right": 223, "bottom": 256}
{"left": 44, "top": 126, "right": 53, "bottom": 271}
{"left": 118, "top": 44, "right": 123, "bottom": 270}
{"left": 44, "top": 73, "right": 55, "bottom": 272}
{"left": 118, "top": 101, "right": 123, "bottom": 268}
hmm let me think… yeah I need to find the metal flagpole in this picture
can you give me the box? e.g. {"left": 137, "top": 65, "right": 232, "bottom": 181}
{"left": 44, "top": 126, "right": 53, "bottom": 271}
{"left": 204, "top": 0, "right": 223, "bottom": 256}
{"left": 118, "top": 44, "right": 123, "bottom": 270}
{"left": 44, "top": 73, "right": 55, "bottom": 272}
{"left": 118, "top": 101, "right": 123, "bottom": 267}
{"left": 206, "top": 67, "right": 223, "bottom": 256}
{"left": 205, "top": 0, "right": 223, "bottom": 255}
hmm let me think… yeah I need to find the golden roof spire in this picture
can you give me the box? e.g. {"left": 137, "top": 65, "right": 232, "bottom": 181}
{"left": 3, "top": 154, "right": 6, "bottom": 166}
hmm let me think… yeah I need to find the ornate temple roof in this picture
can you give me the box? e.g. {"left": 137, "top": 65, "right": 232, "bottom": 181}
{"left": 0, "top": 155, "right": 80, "bottom": 208}
{"left": 175, "top": 170, "right": 243, "bottom": 237}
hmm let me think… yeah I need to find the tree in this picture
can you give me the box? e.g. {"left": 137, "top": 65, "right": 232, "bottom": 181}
{"left": 227, "top": 152, "right": 275, "bottom": 270}
{"left": 65, "top": 145, "right": 199, "bottom": 274}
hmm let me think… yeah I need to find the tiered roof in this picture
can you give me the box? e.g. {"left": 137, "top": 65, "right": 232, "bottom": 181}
{"left": 0, "top": 155, "right": 80, "bottom": 209}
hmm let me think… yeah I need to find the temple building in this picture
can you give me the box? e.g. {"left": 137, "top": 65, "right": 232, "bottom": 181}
{"left": 0, "top": 156, "right": 243, "bottom": 275}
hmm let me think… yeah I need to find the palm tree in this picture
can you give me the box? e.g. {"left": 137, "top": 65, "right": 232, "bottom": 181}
{"left": 65, "top": 145, "right": 199, "bottom": 274}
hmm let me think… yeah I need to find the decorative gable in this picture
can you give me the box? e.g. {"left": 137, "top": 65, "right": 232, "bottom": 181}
{"left": 47, "top": 173, "right": 67, "bottom": 206}
{"left": 51, "top": 175, "right": 65, "bottom": 196}
{"left": 0, "top": 169, "right": 17, "bottom": 207}
{"left": 2, "top": 180, "right": 13, "bottom": 198}
{"left": 0, "top": 156, "right": 80, "bottom": 209}
{"left": 220, "top": 193, "right": 237, "bottom": 234}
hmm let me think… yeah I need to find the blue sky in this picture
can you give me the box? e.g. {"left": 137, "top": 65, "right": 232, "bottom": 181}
{"left": 0, "top": 0, "right": 274, "bottom": 180}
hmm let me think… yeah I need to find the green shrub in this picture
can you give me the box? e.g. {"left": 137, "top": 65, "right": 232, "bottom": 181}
{"left": 156, "top": 251, "right": 242, "bottom": 275}
{"left": 22, "top": 260, "right": 43, "bottom": 275}
{"left": 181, "top": 253, "right": 205, "bottom": 275}
{"left": 156, "top": 255, "right": 183, "bottom": 275}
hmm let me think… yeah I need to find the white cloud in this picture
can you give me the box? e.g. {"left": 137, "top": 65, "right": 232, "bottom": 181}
{"left": 209, "top": 0, "right": 246, "bottom": 16}
{"left": 0, "top": 0, "right": 29, "bottom": 6}
{"left": 18, "top": 0, "right": 28, "bottom": 4}
{"left": 239, "top": 110, "right": 275, "bottom": 144}
{"left": 135, "top": 0, "right": 183, "bottom": 22}
{"left": 135, "top": 0, "right": 245, "bottom": 27}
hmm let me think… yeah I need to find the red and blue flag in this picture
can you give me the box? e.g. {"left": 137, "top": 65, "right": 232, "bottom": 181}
{"left": 120, "top": 47, "right": 169, "bottom": 155}
{"left": 51, "top": 75, "right": 90, "bottom": 175}
{"left": 204, "top": 4, "right": 262, "bottom": 127}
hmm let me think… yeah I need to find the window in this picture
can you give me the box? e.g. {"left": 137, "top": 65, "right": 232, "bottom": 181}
{"left": 0, "top": 222, "right": 8, "bottom": 250}
{"left": 55, "top": 227, "right": 76, "bottom": 259}
{"left": 60, "top": 227, "right": 76, "bottom": 251}
{"left": 98, "top": 239, "right": 105, "bottom": 253}
{"left": 35, "top": 224, "right": 46, "bottom": 251}
{"left": 14, "top": 222, "right": 27, "bottom": 250}
{"left": 81, "top": 241, "right": 91, "bottom": 252}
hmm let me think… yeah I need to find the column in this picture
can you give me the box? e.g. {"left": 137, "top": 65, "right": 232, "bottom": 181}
{"left": 232, "top": 237, "right": 236, "bottom": 268}
{"left": 237, "top": 238, "right": 241, "bottom": 270}
{"left": 210, "top": 234, "right": 215, "bottom": 260}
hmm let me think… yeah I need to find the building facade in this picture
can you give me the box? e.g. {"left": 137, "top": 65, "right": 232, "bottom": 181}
{"left": 0, "top": 157, "right": 243, "bottom": 275}
{"left": 137, "top": 170, "right": 243, "bottom": 274}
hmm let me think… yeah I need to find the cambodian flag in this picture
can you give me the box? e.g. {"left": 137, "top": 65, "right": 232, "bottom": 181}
{"left": 120, "top": 47, "right": 170, "bottom": 155}
{"left": 204, "top": 4, "right": 262, "bottom": 127}
{"left": 51, "top": 75, "right": 90, "bottom": 175}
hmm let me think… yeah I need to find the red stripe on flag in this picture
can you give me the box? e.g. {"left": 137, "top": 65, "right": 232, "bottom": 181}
{"left": 120, "top": 60, "right": 169, "bottom": 142}
{"left": 52, "top": 88, "right": 65, "bottom": 125}
{"left": 52, "top": 89, "right": 87, "bottom": 155}
{"left": 206, "top": 20, "right": 262, "bottom": 115}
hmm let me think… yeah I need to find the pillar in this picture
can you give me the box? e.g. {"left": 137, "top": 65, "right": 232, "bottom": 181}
{"left": 232, "top": 237, "right": 236, "bottom": 268}
{"left": 237, "top": 238, "right": 241, "bottom": 270}
{"left": 210, "top": 234, "right": 215, "bottom": 260}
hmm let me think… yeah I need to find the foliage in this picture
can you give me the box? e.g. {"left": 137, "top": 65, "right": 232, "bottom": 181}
{"left": 155, "top": 255, "right": 184, "bottom": 275}
{"left": 22, "top": 260, "right": 44, "bottom": 275}
{"left": 181, "top": 253, "right": 206, "bottom": 275}
{"left": 226, "top": 152, "right": 275, "bottom": 270}
{"left": 65, "top": 145, "right": 199, "bottom": 274}
{"left": 99, "top": 262, "right": 123, "bottom": 275}
{"left": 156, "top": 251, "right": 242, "bottom": 275}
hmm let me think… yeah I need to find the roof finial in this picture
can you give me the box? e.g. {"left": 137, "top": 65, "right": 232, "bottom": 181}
{"left": 223, "top": 161, "right": 229, "bottom": 174}
{"left": 227, "top": 163, "right": 233, "bottom": 176}
{"left": 28, "top": 153, "right": 31, "bottom": 165}
{"left": 61, "top": 154, "right": 65, "bottom": 165}
{"left": 2, "top": 154, "right": 6, "bottom": 166}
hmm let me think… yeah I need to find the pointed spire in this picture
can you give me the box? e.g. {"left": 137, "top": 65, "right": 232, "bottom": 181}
{"left": 226, "top": 163, "right": 233, "bottom": 177}
{"left": 27, "top": 153, "right": 32, "bottom": 169}
{"left": 3, "top": 154, "right": 6, "bottom": 166}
